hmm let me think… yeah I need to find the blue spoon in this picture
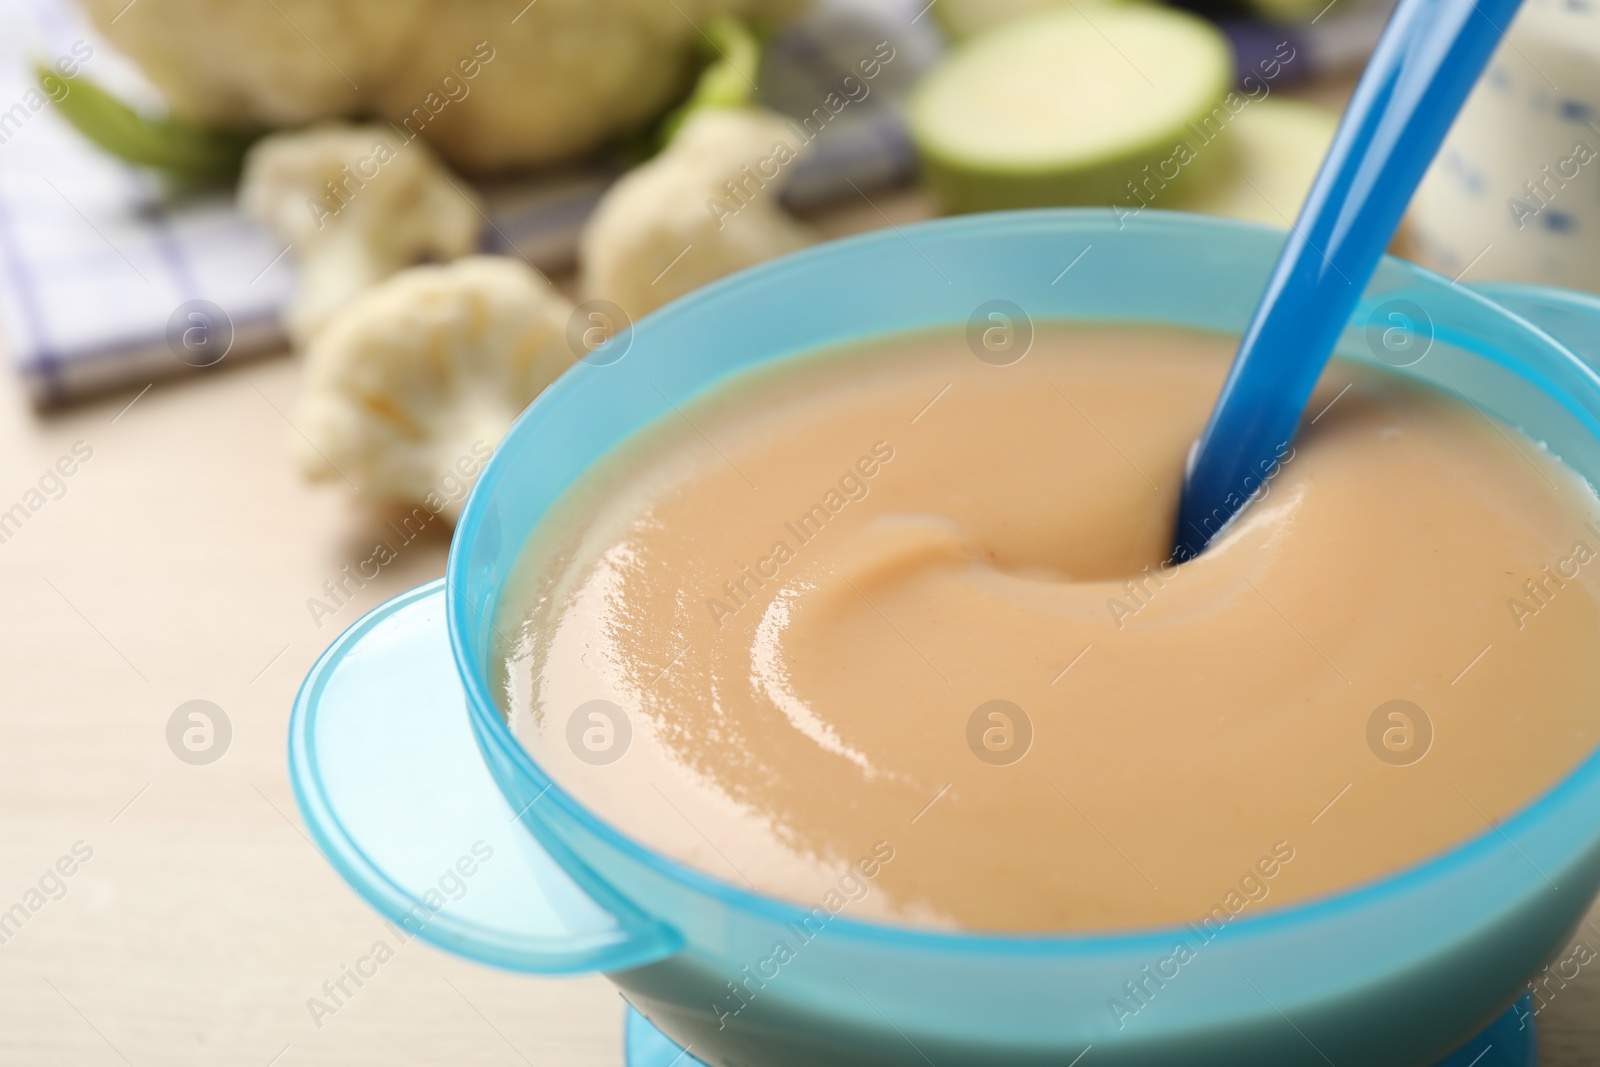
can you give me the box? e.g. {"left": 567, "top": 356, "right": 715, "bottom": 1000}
{"left": 1171, "top": 0, "right": 1525, "bottom": 562}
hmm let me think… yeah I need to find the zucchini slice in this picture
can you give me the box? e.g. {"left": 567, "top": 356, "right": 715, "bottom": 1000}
{"left": 1179, "top": 98, "right": 1339, "bottom": 227}
{"left": 909, "top": 6, "right": 1235, "bottom": 212}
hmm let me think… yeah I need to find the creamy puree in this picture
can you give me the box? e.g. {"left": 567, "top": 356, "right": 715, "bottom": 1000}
{"left": 493, "top": 324, "right": 1600, "bottom": 932}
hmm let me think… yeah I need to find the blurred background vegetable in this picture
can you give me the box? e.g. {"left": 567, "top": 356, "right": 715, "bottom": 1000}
{"left": 239, "top": 124, "right": 485, "bottom": 344}
{"left": 72, "top": 0, "right": 805, "bottom": 175}
{"left": 580, "top": 15, "right": 818, "bottom": 320}
{"left": 44, "top": 65, "right": 254, "bottom": 182}
{"left": 908, "top": 5, "right": 1236, "bottom": 213}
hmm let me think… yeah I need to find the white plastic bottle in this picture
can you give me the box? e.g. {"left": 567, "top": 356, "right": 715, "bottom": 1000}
{"left": 1409, "top": 0, "right": 1600, "bottom": 292}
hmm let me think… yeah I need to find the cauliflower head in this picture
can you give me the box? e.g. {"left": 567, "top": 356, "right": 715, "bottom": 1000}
{"left": 239, "top": 123, "right": 483, "bottom": 345}
{"left": 78, "top": 0, "right": 805, "bottom": 174}
{"left": 292, "top": 255, "right": 574, "bottom": 515}
{"left": 580, "top": 107, "right": 816, "bottom": 320}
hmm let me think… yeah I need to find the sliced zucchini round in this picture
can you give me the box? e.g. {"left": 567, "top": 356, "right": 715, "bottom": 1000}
{"left": 1177, "top": 98, "right": 1340, "bottom": 228}
{"left": 909, "top": 5, "right": 1236, "bottom": 213}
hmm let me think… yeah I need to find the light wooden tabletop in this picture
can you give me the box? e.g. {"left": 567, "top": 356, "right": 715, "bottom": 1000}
{"left": 1, "top": 188, "right": 1598, "bottom": 1067}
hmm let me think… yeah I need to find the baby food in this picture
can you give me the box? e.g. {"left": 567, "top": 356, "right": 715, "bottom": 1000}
{"left": 493, "top": 324, "right": 1600, "bottom": 932}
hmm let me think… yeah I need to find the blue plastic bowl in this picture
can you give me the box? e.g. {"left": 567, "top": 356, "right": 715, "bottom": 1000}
{"left": 290, "top": 211, "right": 1600, "bottom": 1066}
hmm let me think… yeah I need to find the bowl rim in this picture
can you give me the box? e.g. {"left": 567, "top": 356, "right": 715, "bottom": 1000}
{"left": 447, "top": 207, "right": 1600, "bottom": 956}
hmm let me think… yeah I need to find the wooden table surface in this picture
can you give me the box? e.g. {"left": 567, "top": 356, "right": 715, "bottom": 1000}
{"left": 1, "top": 185, "right": 1598, "bottom": 1067}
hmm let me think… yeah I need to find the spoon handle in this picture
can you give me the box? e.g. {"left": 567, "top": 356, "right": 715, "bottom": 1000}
{"left": 1173, "top": 0, "right": 1525, "bottom": 561}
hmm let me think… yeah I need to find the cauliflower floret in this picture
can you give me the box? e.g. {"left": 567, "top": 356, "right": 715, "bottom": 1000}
{"left": 581, "top": 107, "right": 816, "bottom": 320}
{"left": 292, "top": 255, "right": 574, "bottom": 516}
{"left": 240, "top": 124, "right": 483, "bottom": 345}
{"left": 78, "top": 0, "right": 806, "bottom": 174}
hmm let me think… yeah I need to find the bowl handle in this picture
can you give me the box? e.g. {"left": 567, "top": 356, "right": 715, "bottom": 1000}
{"left": 289, "top": 579, "right": 682, "bottom": 975}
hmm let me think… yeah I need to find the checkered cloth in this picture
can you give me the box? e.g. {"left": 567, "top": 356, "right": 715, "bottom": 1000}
{"left": 0, "top": 0, "right": 937, "bottom": 406}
